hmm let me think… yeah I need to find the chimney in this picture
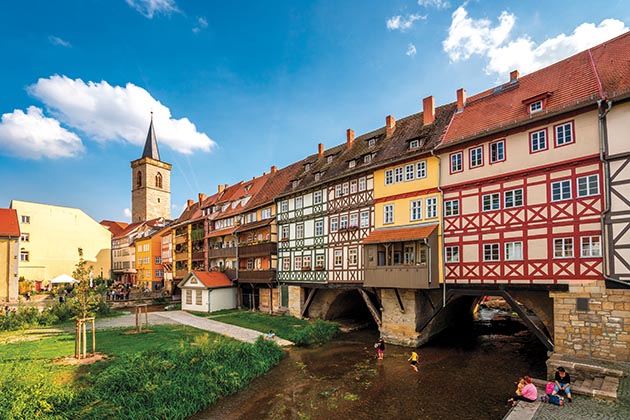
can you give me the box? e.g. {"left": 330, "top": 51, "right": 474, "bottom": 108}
{"left": 187, "top": 199, "right": 194, "bottom": 208}
{"left": 318, "top": 143, "right": 324, "bottom": 158}
{"left": 218, "top": 184, "right": 224, "bottom": 193}
{"left": 224, "top": 184, "right": 228, "bottom": 190}
{"left": 271, "top": 165, "right": 277, "bottom": 174}
{"left": 510, "top": 70, "right": 519, "bottom": 82}
{"left": 423, "top": 96, "right": 435, "bottom": 125}
{"left": 346, "top": 129, "right": 355, "bottom": 149}
{"left": 457, "top": 88, "right": 466, "bottom": 111}
{"left": 198, "top": 193, "right": 206, "bottom": 204}
{"left": 386, "top": 115, "right": 396, "bottom": 137}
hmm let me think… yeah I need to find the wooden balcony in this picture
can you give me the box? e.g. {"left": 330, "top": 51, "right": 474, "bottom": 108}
{"left": 208, "top": 247, "right": 237, "bottom": 259}
{"left": 238, "top": 242, "right": 277, "bottom": 258}
{"left": 191, "top": 251, "right": 205, "bottom": 261}
{"left": 363, "top": 265, "right": 438, "bottom": 289}
{"left": 238, "top": 269, "right": 277, "bottom": 283}
{"left": 175, "top": 269, "right": 188, "bottom": 279}
{"left": 174, "top": 235, "right": 187, "bottom": 244}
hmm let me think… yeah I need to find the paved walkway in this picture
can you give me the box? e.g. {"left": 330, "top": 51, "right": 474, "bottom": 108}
{"left": 90, "top": 310, "right": 293, "bottom": 347}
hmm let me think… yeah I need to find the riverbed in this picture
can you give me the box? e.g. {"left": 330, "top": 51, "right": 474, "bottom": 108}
{"left": 191, "top": 309, "right": 547, "bottom": 420}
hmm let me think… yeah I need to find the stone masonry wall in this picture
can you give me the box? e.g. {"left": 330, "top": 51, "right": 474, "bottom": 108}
{"left": 550, "top": 281, "right": 630, "bottom": 362}
{"left": 287, "top": 285, "right": 304, "bottom": 318}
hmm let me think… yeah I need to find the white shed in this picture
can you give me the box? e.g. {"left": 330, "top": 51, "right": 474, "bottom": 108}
{"left": 178, "top": 270, "right": 237, "bottom": 313}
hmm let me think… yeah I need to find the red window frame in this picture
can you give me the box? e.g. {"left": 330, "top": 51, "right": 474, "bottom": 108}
{"left": 449, "top": 151, "right": 463, "bottom": 174}
{"left": 553, "top": 120, "right": 575, "bottom": 148}
{"left": 489, "top": 139, "right": 506, "bottom": 163}
{"left": 469, "top": 146, "right": 484, "bottom": 169}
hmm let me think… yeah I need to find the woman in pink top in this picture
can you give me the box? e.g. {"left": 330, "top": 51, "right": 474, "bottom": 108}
{"left": 508, "top": 376, "right": 537, "bottom": 406}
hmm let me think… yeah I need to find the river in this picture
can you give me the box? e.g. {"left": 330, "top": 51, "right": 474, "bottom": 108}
{"left": 191, "top": 309, "right": 547, "bottom": 420}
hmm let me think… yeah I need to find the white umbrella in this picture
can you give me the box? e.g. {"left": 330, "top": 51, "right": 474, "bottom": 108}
{"left": 50, "top": 274, "right": 79, "bottom": 284}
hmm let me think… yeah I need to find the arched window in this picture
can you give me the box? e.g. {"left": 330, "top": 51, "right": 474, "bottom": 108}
{"left": 155, "top": 172, "right": 163, "bottom": 189}
{"left": 137, "top": 171, "right": 142, "bottom": 188}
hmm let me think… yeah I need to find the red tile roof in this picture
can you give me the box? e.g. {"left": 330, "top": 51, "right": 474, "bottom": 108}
{"left": 362, "top": 224, "right": 437, "bottom": 244}
{"left": 441, "top": 32, "right": 630, "bottom": 147}
{"left": 206, "top": 226, "right": 238, "bottom": 238}
{"left": 0, "top": 209, "right": 20, "bottom": 237}
{"left": 100, "top": 220, "right": 129, "bottom": 237}
{"left": 189, "top": 270, "right": 233, "bottom": 288}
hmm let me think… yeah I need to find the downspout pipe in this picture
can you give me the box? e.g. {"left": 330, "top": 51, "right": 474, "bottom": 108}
{"left": 597, "top": 99, "right": 629, "bottom": 288}
{"left": 431, "top": 148, "right": 447, "bottom": 307}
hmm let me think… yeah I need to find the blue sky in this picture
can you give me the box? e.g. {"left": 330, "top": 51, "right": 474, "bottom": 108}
{"left": 1, "top": 0, "right": 628, "bottom": 223}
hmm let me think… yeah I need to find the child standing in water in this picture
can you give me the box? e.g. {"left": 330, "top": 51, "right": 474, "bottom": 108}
{"left": 408, "top": 351, "right": 419, "bottom": 372}
{"left": 376, "top": 338, "right": 385, "bottom": 360}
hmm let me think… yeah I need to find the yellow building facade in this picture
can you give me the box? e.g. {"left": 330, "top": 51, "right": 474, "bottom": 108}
{"left": 10, "top": 200, "right": 112, "bottom": 282}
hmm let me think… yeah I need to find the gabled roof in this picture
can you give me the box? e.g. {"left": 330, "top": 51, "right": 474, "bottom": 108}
{"left": 440, "top": 32, "right": 630, "bottom": 147}
{"left": 179, "top": 270, "right": 233, "bottom": 289}
{"left": 113, "top": 221, "right": 143, "bottom": 240}
{"left": 0, "top": 208, "right": 20, "bottom": 237}
{"left": 100, "top": 220, "right": 129, "bottom": 237}
{"left": 247, "top": 161, "right": 305, "bottom": 209}
{"left": 362, "top": 224, "right": 437, "bottom": 244}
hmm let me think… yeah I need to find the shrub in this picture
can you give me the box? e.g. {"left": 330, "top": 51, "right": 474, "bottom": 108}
{"left": 288, "top": 319, "right": 340, "bottom": 346}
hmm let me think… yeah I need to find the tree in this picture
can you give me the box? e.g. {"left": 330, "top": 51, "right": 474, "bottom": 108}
{"left": 71, "top": 248, "right": 100, "bottom": 319}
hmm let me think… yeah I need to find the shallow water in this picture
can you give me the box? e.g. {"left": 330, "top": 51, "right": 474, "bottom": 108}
{"left": 191, "top": 310, "right": 547, "bottom": 420}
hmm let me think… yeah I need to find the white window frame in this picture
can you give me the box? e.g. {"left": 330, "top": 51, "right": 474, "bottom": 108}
{"left": 554, "top": 238, "right": 574, "bottom": 258}
{"left": 349, "top": 213, "right": 358, "bottom": 228}
{"left": 416, "top": 160, "right": 427, "bottom": 179}
{"left": 359, "top": 177, "right": 367, "bottom": 191}
{"left": 280, "top": 200, "right": 289, "bottom": 212}
{"left": 469, "top": 146, "right": 483, "bottom": 168}
{"left": 294, "top": 256, "right": 302, "bottom": 270}
{"left": 282, "top": 257, "right": 290, "bottom": 270}
{"left": 385, "top": 170, "right": 393, "bottom": 185}
{"left": 21, "top": 215, "right": 30, "bottom": 224}
{"left": 577, "top": 175, "right": 599, "bottom": 197}
{"left": 409, "top": 139, "right": 419, "bottom": 149}
{"left": 505, "top": 242, "right": 523, "bottom": 261}
{"left": 364, "top": 154, "right": 372, "bottom": 163}
{"left": 349, "top": 160, "right": 356, "bottom": 168}
{"left": 342, "top": 182, "right": 349, "bottom": 196}
{"left": 315, "top": 254, "right": 325, "bottom": 268}
{"left": 281, "top": 225, "right": 289, "bottom": 240}
{"left": 296, "top": 224, "right": 304, "bottom": 239}
{"left": 450, "top": 152, "right": 463, "bottom": 173}
{"left": 330, "top": 217, "right": 338, "bottom": 232}
{"left": 350, "top": 180, "right": 357, "bottom": 194}
{"left": 482, "top": 193, "right": 500, "bottom": 211}
{"left": 348, "top": 248, "right": 358, "bottom": 265}
{"left": 410, "top": 199, "right": 422, "bottom": 221}
{"left": 444, "top": 200, "right": 459, "bottom": 217}
{"left": 295, "top": 196, "right": 303, "bottom": 209}
{"left": 360, "top": 211, "right": 369, "bottom": 228}
{"left": 552, "top": 180, "right": 572, "bottom": 201}
{"left": 335, "top": 185, "right": 342, "bottom": 197}
{"left": 555, "top": 121, "right": 574, "bottom": 146}
{"left": 504, "top": 189, "right": 523, "bottom": 208}
{"left": 581, "top": 236, "right": 601, "bottom": 257}
{"left": 405, "top": 164, "right": 415, "bottom": 181}
{"left": 334, "top": 250, "right": 343, "bottom": 266}
{"left": 394, "top": 167, "right": 404, "bottom": 183}
{"left": 490, "top": 140, "right": 505, "bottom": 163}
{"left": 530, "top": 100, "right": 542, "bottom": 113}
{"left": 384, "top": 204, "right": 394, "bottom": 224}
{"left": 445, "top": 246, "right": 459, "bottom": 263}
{"left": 315, "top": 220, "right": 324, "bottom": 236}
{"left": 20, "top": 233, "right": 29, "bottom": 242}
{"left": 314, "top": 190, "right": 323, "bottom": 204}
{"left": 530, "top": 129, "right": 547, "bottom": 152}
{"left": 340, "top": 215, "right": 348, "bottom": 229}
{"left": 483, "top": 243, "right": 500, "bottom": 261}
{"left": 426, "top": 197, "right": 437, "bottom": 219}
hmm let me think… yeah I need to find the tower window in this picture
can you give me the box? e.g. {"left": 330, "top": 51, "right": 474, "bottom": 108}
{"left": 137, "top": 171, "right": 143, "bottom": 187}
{"left": 156, "top": 172, "right": 163, "bottom": 188}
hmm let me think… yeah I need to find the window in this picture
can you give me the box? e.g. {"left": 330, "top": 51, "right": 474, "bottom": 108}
{"left": 551, "top": 180, "right": 571, "bottom": 201}
{"left": 292, "top": 180, "right": 299, "bottom": 188}
{"left": 348, "top": 248, "right": 358, "bottom": 265}
{"left": 385, "top": 170, "right": 393, "bottom": 185}
{"left": 426, "top": 197, "right": 437, "bottom": 218}
{"left": 445, "top": 246, "right": 459, "bottom": 263}
{"left": 155, "top": 256, "right": 162, "bottom": 264}
{"left": 185, "top": 290, "right": 192, "bottom": 305}
{"left": 314, "top": 190, "right": 323, "bottom": 204}
{"left": 314, "top": 172, "right": 321, "bottom": 181}
{"left": 155, "top": 270, "right": 164, "bottom": 278}
{"left": 331, "top": 217, "right": 338, "bottom": 232}
{"left": 145, "top": 269, "right": 150, "bottom": 279}
{"left": 195, "top": 290, "right": 202, "bottom": 305}
{"left": 384, "top": 204, "right": 394, "bottom": 224}
{"left": 483, "top": 193, "right": 500, "bottom": 211}
{"left": 581, "top": 236, "right": 601, "bottom": 257}
{"left": 261, "top": 208, "right": 271, "bottom": 219}
{"left": 416, "top": 161, "right": 427, "bottom": 179}
{"left": 144, "top": 244, "right": 149, "bottom": 252}
{"left": 20, "top": 251, "right": 29, "bottom": 262}
{"left": 295, "top": 196, "right": 303, "bottom": 209}
{"left": 363, "top": 154, "right": 372, "bottom": 163}
{"left": 394, "top": 167, "right": 404, "bottom": 183}
{"left": 350, "top": 180, "right": 357, "bottom": 194}
{"left": 155, "top": 172, "right": 163, "bottom": 188}
{"left": 136, "top": 171, "right": 142, "bottom": 188}
{"left": 281, "top": 225, "right": 289, "bottom": 240}
{"left": 505, "top": 242, "right": 523, "bottom": 260}
{"left": 359, "top": 177, "right": 366, "bottom": 191}
{"left": 340, "top": 215, "right": 348, "bottom": 229}
{"left": 368, "top": 138, "right": 376, "bottom": 147}
{"left": 327, "top": 155, "right": 334, "bottom": 164}
{"left": 404, "top": 245, "right": 415, "bottom": 264}
{"left": 530, "top": 129, "right": 547, "bottom": 152}
{"left": 20, "top": 233, "right": 29, "bottom": 242}
{"left": 554, "top": 238, "right": 573, "bottom": 258}
{"left": 360, "top": 211, "right": 369, "bottom": 228}
{"left": 504, "top": 189, "right": 523, "bottom": 208}
{"left": 444, "top": 200, "right": 459, "bottom": 217}
{"left": 405, "top": 164, "right": 415, "bottom": 181}
{"left": 305, "top": 163, "right": 311, "bottom": 171}
{"left": 410, "top": 199, "right": 422, "bottom": 221}
{"left": 349, "top": 160, "right": 356, "bottom": 168}
{"left": 578, "top": 175, "right": 599, "bottom": 197}
{"left": 296, "top": 224, "right": 304, "bottom": 239}
{"left": 349, "top": 213, "right": 358, "bottom": 228}
{"left": 450, "top": 152, "right": 463, "bottom": 173}
{"left": 555, "top": 122, "right": 574, "bottom": 146}
{"left": 334, "top": 250, "right": 343, "bottom": 266}
{"left": 315, "top": 220, "right": 324, "bottom": 236}
{"left": 315, "top": 254, "right": 325, "bottom": 268}
{"left": 21, "top": 215, "right": 30, "bottom": 224}
{"left": 409, "top": 139, "right": 419, "bottom": 149}
{"left": 247, "top": 259, "right": 254, "bottom": 270}
{"left": 483, "top": 244, "right": 500, "bottom": 261}
{"left": 294, "top": 256, "right": 302, "bottom": 270}
{"left": 280, "top": 200, "right": 289, "bottom": 212}
{"left": 530, "top": 100, "right": 542, "bottom": 113}
{"left": 469, "top": 146, "right": 483, "bottom": 168}
{"left": 490, "top": 140, "right": 505, "bottom": 163}
{"left": 282, "top": 258, "right": 290, "bottom": 270}
{"left": 335, "top": 185, "right": 342, "bottom": 197}
{"left": 342, "top": 182, "right": 349, "bottom": 196}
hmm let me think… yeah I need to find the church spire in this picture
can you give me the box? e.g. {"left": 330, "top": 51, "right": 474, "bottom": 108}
{"left": 142, "top": 112, "right": 161, "bottom": 160}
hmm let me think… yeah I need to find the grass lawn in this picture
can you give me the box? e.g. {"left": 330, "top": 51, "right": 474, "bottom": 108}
{"left": 205, "top": 310, "right": 312, "bottom": 339}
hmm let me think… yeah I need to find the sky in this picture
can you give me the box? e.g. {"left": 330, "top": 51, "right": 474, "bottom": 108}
{"left": 1, "top": 0, "right": 629, "bottom": 223}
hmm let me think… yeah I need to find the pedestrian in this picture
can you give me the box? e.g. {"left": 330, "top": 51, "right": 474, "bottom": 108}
{"left": 554, "top": 366, "right": 572, "bottom": 402}
{"left": 375, "top": 337, "right": 385, "bottom": 360}
{"left": 408, "top": 351, "right": 419, "bottom": 372}
{"left": 507, "top": 376, "right": 537, "bottom": 406}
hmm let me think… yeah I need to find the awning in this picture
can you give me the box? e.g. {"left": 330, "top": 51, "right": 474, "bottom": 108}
{"left": 50, "top": 274, "right": 79, "bottom": 284}
{"left": 206, "top": 226, "right": 238, "bottom": 238}
{"left": 234, "top": 218, "right": 273, "bottom": 233}
{"left": 362, "top": 224, "right": 438, "bottom": 244}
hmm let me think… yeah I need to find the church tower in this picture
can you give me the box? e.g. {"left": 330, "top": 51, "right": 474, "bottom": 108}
{"left": 131, "top": 114, "right": 172, "bottom": 222}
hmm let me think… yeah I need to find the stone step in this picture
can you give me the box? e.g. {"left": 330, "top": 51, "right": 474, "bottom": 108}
{"left": 582, "top": 378, "right": 593, "bottom": 389}
{"left": 531, "top": 377, "right": 618, "bottom": 401}
{"left": 592, "top": 377, "right": 604, "bottom": 389}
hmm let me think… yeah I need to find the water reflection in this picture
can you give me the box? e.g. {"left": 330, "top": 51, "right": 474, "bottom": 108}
{"left": 191, "top": 309, "right": 547, "bottom": 420}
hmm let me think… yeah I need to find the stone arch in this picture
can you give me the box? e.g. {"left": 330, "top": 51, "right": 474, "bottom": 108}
{"left": 136, "top": 170, "right": 142, "bottom": 188}
{"left": 321, "top": 289, "right": 375, "bottom": 324}
{"left": 155, "top": 172, "right": 163, "bottom": 188}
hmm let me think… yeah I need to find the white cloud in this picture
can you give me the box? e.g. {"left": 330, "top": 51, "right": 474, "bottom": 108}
{"left": 48, "top": 35, "right": 71, "bottom": 47}
{"left": 192, "top": 16, "right": 208, "bottom": 33}
{"left": 418, "top": 0, "right": 450, "bottom": 9}
{"left": 443, "top": 6, "right": 514, "bottom": 62}
{"left": 125, "top": 0, "right": 178, "bottom": 19}
{"left": 406, "top": 43, "right": 417, "bottom": 57}
{"left": 387, "top": 14, "right": 425, "bottom": 31}
{"left": 0, "top": 106, "right": 84, "bottom": 159}
{"left": 123, "top": 208, "right": 132, "bottom": 218}
{"left": 443, "top": 6, "right": 629, "bottom": 77}
{"left": 27, "top": 75, "right": 216, "bottom": 155}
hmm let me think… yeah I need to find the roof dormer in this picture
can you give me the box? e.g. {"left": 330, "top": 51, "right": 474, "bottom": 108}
{"left": 523, "top": 92, "right": 552, "bottom": 115}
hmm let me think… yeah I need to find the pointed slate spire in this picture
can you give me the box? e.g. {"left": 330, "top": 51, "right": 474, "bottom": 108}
{"left": 142, "top": 112, "right": 161, "bottom": 160}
